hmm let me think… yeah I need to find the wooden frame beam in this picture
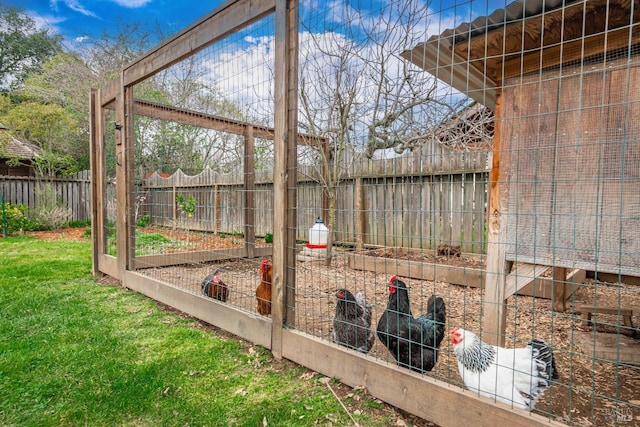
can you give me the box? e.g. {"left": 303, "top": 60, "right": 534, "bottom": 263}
{"left": 122, "top": 0, "right": 275, "bottom": 87}
{"left": 129, "top": 98, "right": 325, "bottom": 145}
{"left": 271, "top": 0, "right": 298, "bottom": 358}
{"left": 89, "top": 88, "right": 102, "bottom": 276}
{"left": 244, "top": 126, "right": 256, "bottom": 259}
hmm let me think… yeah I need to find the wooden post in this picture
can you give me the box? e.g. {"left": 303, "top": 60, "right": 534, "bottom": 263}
{"left": 552, "top": 266, "right": 567, "bottom": 312}
{"left": 213, "top": 183, "right": 219, "bottom": 234}
{"left": 272, "top": 0, "right": 298, "bottom": 358}
{"left": 482, "top": 89, "right": 509, "bottom": 347}
{"left": 321, "top": 141, "right": 329, "bottom": 222}
{"left": 355, "top": 177, "right": 365, "bottom": 251}
{"left": 244, "top": 125, "right": 256, "bottom": 259}
{"left": 124, "top": 85, "right": 136, "bottom": 271}
{"left": 114, "top": 75, "right": 130, "bottom": 280}
{"left": 89, "top": 88, "right": 102, "bottom": 276}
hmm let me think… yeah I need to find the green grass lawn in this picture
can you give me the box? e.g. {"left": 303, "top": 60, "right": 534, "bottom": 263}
{"left": 0, "top": 235, "right": 411, "bottom": 427}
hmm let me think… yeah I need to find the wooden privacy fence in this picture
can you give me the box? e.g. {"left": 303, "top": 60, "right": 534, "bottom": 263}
{"left": 141, "top": 148, "right": 490, "bottom": 253}
{"left": 0, "top": 171, "right": 91, "bottom": 222}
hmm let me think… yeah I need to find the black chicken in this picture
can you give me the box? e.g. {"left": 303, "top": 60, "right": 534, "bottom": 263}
{"left": 202, "top": 269, "right": 229, "bottom": 302}
{"left": 331, "top": 289, "right": 375, "bottom": 353}
{"left": 376, "top": 275, "right": 446, "bottom": 373}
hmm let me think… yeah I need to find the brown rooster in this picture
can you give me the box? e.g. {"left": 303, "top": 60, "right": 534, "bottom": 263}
{"left": 256, "top": 259, "right": 272, "bottom": 315}
{"left": 202, "top": 268, "right": 229, "bottom": 302}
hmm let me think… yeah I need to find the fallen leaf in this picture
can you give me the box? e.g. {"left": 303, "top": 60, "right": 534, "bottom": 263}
{"left": 262, "top": 416, "right": 267, "bottom": 426}
{"left": 300, "top": 371, "right": 315, "bottom": 380}
{"left": 396, "top": 419, "right": 407, "bottom": 426}
{"left": 319, "top": 376, "right": 331, "bottom": 385}
{"left": 235, "top": 389, "right": 248, "bottom": 396}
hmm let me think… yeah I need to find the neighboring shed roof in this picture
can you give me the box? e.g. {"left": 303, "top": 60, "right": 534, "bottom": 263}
{"left": 401, "top": 0, "right": 639, "bottom": 109}
{"left": 0, "top": 123, "right": 40, "bottom": 160}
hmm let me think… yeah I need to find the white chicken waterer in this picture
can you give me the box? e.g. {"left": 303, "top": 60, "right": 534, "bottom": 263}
{"left": 299, "top": 217, "right": 330, "bottom": 261}
{"left": 307, "top": 217, "right": 329, "bottom": 249}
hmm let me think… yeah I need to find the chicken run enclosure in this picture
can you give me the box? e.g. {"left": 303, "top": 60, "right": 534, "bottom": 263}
{"left": 89, "top": 0, "right": 640, "bottom": 426}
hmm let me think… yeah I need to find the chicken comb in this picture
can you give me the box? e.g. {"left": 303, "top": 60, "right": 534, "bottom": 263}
{"left": 260, "top": 259, "right": 269, "bottom": 273}
{"left": 388, "top": 275, "right": 397, "bottom": 284}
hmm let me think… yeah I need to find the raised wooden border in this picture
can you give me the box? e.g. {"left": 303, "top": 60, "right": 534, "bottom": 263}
{"left": 348, "top": 253, "right": 586, "bottom": 300}
{"left": 133, "top": 247, "right": 272, "bottom": 269}
{"left": 123, "top": 271, "right": 272, "bottom": 348}
{"left": 347, "top": 252, "right": 485, "bottom": 288}
{"left": 282, "top": 330, "right": 567, "bottom": 427}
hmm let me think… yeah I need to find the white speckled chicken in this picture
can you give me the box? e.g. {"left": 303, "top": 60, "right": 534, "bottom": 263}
{"left": 451, "top": 327, "right": 559, "bottom": 410}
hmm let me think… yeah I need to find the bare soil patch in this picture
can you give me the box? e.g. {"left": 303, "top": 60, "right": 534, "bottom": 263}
{"left": 26, "top": 227, "right": 90, "bottom": 242}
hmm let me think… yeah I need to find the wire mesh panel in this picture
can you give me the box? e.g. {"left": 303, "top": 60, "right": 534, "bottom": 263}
{"left": 295, "top": 0, "right": 639, "bottom": 425}
{"left": 126, "top": 14, "right": 277, "bottom": 315}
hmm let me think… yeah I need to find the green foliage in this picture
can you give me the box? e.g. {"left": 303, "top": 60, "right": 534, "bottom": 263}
{"left": 0, "top": 4, "right": 62, "bottom": 89}
{"left": 264, "top": 232, "right": 273, "bottom": 243}
{"left": 1, "top": 101, "right": 79, "bottom": 176}
{"left": 1, "top": 202, "right": 41, "bottom": 234}
{"left": 136, "top": 214, "right": 151, "bottom": 227}
{"left": 81, "top": 227, "right": 91, "bottom": 239}
{"left": 29, "top": 183, "right": 71, "bottom": 230}
{"left": 67, "top": 219, "right": 91, "bottom": 228}
{"left": 176, "top": 194, "right": 197, "bottom": 219}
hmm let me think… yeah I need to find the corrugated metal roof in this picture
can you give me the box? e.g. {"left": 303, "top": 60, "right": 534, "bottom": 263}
{"left": 440, "top": 0, "right": 575, "bottom": 44}
{"left": 400, "top": 0, "right": 590, "bottom": 109}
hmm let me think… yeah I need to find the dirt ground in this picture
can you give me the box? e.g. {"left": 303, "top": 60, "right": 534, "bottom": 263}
{"left": 30, "top": 227, "right": 640, "bottom": 426}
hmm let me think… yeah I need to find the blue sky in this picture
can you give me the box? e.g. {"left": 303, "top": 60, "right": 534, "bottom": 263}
{"left": 6, "top": 0, "right": 227, "bottom": 46}
{"left": 8, "top": 0, "right": 512, "bottom": 50}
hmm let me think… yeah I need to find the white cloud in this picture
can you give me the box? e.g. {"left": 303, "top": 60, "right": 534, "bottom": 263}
{"left": 50, "top": 0, "right": 98, "bottom": 18}
{"left": 30, "top": 13, "right": 66, "bottom": 33}
{"left": 109, "top": 0, "right": 153, "bottom": 8}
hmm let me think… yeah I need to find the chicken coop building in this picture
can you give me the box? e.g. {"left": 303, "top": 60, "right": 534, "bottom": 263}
{"left": 403, "top": 0, "right": 640, "bottom": 346}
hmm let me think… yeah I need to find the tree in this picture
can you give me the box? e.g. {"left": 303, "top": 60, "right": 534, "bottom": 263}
{"left": 0, "top": 4, "right": 62, "bottom": 89}
{"left": 20, "top": 52, "right": 98, "bottom": 170}
{"left": 1, "top": 101, "right": 79, "bottom": 177}
{"left": 298, "top": 0, "right": 451, "bottom": 265}
{"left": 132, "top": 55, "right": 259, "bottom": 177}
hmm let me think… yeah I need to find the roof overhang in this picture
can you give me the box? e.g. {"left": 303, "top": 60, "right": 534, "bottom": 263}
{"left": 402, "top": 0, "right": 639, "bottom": 110}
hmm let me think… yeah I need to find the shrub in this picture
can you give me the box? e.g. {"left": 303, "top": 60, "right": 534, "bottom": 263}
{"left": 1, "top": 203, "right": 42, "bottom": 235}
{"left": 264, "top": 232, "right": 273, "bottom": 243}
{"left": 136, "top": 214, "right": 151, "bottom": 227}
{"left": 33, "top": 206, "right": 72, "bottom": 231}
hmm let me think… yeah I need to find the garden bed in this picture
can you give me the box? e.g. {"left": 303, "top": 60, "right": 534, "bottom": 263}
{"left": 348, "top": 247, "right": 585, "bottom": 300}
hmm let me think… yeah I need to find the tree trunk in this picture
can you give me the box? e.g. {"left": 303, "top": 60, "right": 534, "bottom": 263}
{"left": 324, "top": 188, "right": 336, "bottom": 267}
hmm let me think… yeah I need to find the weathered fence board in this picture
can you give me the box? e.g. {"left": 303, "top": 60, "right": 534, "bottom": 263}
{"left": 0, "top": 172, "right": 91, "bottom": 222}
{"left": 141, "top": 164, "right": 489, "bottom": 253}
